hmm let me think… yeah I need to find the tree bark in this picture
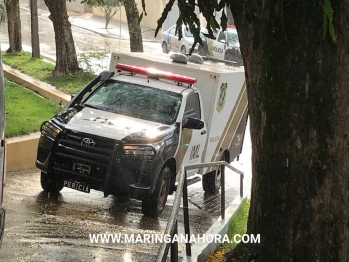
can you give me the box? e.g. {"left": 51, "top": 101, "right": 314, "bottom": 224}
{"left": 123, "top": 0, "right": 143, "bottom": 52}
{"left": 225, "top": 0, "right": 349, "bottom": 261}
{"left": 44, "top": 0, "right": 80, "bottom": 76}
{"left": 6, "top": 0, "right": 22, "bottom": 53}
{"left": 30, "top": 0, "right": 40, "bottom": 58}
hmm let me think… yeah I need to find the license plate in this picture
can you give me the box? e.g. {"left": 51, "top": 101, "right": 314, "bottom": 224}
{"left": 64, "top": 180, "right": 90, "bottom": 193}
{"left": 73, "top": 162, "right": 91, "bottom": 175}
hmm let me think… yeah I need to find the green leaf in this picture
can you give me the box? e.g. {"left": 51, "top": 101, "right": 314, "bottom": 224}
{"left": 138, "top": 11, "right": 143, "bottom": 24}
{"left": 323, "top": 0, "right": 336, "bottom": 42}
{"left": 155, "top": 0, "right": 175, "bottom": 37}
{"left": 220, "top": 10, "right": 227, "bottom": 31}
{"left": 141, "top": 0, "right": 147, "bottom": 16}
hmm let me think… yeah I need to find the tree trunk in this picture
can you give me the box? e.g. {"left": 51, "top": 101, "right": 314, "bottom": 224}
{"left": 123, "top": 0, "right": 143, "bottom": 52}
{"left": 44, "top": 0, "right": 80, "bottom": 76}
{"left": 6, "top": 0, "right": 22, "bottom": 53}
{"left": 30, "top": 0, "right": 40, "bottom": 58}
{"left": 104, "top": 7, "right": 111, "bottom": 29}
{"left": 226, "top": 0, "right": 349, "bottom": 261}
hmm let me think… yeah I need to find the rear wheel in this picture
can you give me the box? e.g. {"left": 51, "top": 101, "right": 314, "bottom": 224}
{"left": 202, "top": 154, "right": 226, "bottom": 194}
{"left": 142, "top": 166, "right": 171, "bottom": 217}
{"left": 162, "top": 42, "right": 170, "bottom": 54}
{"left": 224, "top": 51, "right": 235, "bottom": 61}
{"left": 40, "top": 171, "right": 64, "bottom": 193}
{"left": 181, "top": 45, "right": 186, "bottom": 54}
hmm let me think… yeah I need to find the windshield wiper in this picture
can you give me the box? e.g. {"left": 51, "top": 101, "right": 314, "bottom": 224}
{"left": 84, "top": 103, "right": 100, "bottom": 109}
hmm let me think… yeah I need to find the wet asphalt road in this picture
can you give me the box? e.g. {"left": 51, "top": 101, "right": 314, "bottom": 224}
{"left": 0, "top": 168, "right": 240, "bottom": 261}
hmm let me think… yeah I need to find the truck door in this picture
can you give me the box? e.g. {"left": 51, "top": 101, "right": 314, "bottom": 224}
{"left": 213, "top": 31, "right": 226, "bottom": 60}
{"left": 179, "top": 92, "right": 207, "bottom": 175}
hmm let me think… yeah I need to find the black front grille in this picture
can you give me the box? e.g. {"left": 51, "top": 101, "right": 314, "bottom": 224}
{"left": 52, "top": 129, "right": 119, "bottom": 181}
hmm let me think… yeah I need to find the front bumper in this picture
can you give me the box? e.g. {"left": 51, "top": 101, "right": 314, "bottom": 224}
{"left": 129, "top": 184, "right": 151, "bottom": 199}
{"left": 36, "top": 132, "right": 165, "bottom": 199}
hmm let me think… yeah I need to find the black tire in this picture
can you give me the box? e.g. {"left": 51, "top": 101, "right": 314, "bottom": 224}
{"left": 224, "top": 51, "right": 235, "bottom": 61}
{"left": 198, "top": 45, "right": 207, "bottom": 56}
{"left": 142, "top": 166, "right": 171, "bottom": 217}
{"left": 202, "top": 154, "right": 226, "bottom": 194}
{"left": 181, "top": 45, "right": 186, "bottom": 54}
{"left": 40, "top": 171, "right": 64, "bottom": 193}
{"left": 162, "top": 42, "right": 170, "bottom": 54}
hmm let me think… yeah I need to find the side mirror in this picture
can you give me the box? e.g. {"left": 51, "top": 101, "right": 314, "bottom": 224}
{"left": 71, "top": 93, "right": 77, "bottom": 100}
{"left": 219, "top": 39, "right": 226, "bottom": 44}
{"left": 183, "top": 117, "right": 204, "bottom": 130}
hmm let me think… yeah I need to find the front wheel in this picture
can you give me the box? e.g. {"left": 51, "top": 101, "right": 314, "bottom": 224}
{"left": 40, "top": 171, "right": 64, "bottom": 193}
{"left": 224, "top": 51, "right": 235, "bottom": 62}
{"left": 142, "top": 166, "right": 171, "bottom": 217}
{"left": 162, "top": 42, "right": 170, "bottom": 54}
{"left": 181, "top": 45, "right": 186, "bottom": 54}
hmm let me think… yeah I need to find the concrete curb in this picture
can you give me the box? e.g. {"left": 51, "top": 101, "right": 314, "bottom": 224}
{"left": 182, "top": 196, "right": 243, "bottom": 262}
{"left": 6, "top": 133, "right": 40, "bottom": 172}
{"left": 3, "top": 64, "right": 70, "bottom": 104}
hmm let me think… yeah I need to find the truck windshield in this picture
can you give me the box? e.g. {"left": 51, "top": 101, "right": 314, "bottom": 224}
{"left": 227, "top": 29, "right": 239, "bottom": 46}
{"left": 84, "top": 80, "right": 182, "bottom": 125}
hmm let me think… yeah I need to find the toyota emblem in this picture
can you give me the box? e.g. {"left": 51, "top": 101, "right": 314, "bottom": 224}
{"left": 81, "top": 138, "right": 96, "bottom": 147}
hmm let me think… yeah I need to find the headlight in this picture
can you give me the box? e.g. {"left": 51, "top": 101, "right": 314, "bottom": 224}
{"left": 123, "top": 145, "right": 155, "bottom": 156}
{"left": 41, "top": 121, "right": 62, "bottom": 140}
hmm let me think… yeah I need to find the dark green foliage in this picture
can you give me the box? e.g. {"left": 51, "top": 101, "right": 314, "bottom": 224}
{"left": 150, "top": 0, "right": 230, "bottom": 54}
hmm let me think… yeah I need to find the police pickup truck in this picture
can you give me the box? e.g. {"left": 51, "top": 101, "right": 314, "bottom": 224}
{"left": 198, "top": 27, "right": 243, "bottom": 66}
{"left": 36, "top": 52, "right": 247, "bottom": 217}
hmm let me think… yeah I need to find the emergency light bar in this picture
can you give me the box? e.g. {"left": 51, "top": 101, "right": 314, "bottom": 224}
{"left": 115, "top": 63, "right": 197, "bottom": 85}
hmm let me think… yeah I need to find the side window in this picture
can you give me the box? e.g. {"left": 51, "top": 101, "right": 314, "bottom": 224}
{"left": 218, "top": 31, "right": 226, "bottom": 42}
{"left": 169, "top": 27, "right": 176, "bottom": 36}
{"left": 183, "top": 93, "right": 201, "bottom": 121}
{"left": 184, "top": 28, "right": 193, "bottom": 38}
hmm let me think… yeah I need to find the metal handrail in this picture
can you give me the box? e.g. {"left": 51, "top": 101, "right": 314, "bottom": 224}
{"left": 156, "top": 161, "right": 244, "bottom": 262}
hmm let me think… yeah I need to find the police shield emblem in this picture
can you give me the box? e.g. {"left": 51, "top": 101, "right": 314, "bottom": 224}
{"left": 216, "top": 83, "right": 227, "bottom": 112}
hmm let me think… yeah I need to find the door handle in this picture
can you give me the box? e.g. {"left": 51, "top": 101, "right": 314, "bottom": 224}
{"left": 201, "top": 130, "right": 206, "bottom": 135}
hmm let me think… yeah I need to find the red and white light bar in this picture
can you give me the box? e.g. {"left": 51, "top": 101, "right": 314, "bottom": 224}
{"left": 115, "top": 63, "right": 197, "bottom": 85}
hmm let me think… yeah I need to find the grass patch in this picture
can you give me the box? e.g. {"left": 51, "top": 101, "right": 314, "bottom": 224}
{"left": 2, "top": 51, "right": 95, "bottom": 94}
{"left": 5, "top": 79, "right": 57, "bottom": 137}
{"left": 205, "top": 199, "right": 250, "bottom": 262}
{"left": 222, "top": 198, "right": 250, "bottom": 249}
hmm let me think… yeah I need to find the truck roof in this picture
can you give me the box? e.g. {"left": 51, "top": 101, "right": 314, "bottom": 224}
{"left": 110, "top": 52, "right": 244, "bottom": 77}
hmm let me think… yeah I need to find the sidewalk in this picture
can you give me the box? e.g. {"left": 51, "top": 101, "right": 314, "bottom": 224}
{"left": 19, "top": 3, "right": 161, "bottom": 44}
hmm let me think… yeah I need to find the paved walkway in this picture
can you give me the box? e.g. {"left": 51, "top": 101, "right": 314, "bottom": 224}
{"left": 19, "top": 3, "right": 161, "bottom": 43}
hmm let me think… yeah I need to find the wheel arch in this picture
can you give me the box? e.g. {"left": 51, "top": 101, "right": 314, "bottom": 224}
{"left": 222, "top": 149, "right": 230, "bottom": 163}
{"left": 164, "top": 158, "right": 177, "bottom": 194}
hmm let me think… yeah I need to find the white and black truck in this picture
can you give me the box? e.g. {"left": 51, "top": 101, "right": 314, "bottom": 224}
{"left": 35, "top": 52, "right": 247, "bottom": 217}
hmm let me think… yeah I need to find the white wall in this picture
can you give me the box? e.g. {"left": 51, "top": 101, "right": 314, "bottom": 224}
{"left": 66, "top": 0, "right": 85, "bottom": 13}
{"left": 92, "top": 0, "right": 162, "bottom": 30}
